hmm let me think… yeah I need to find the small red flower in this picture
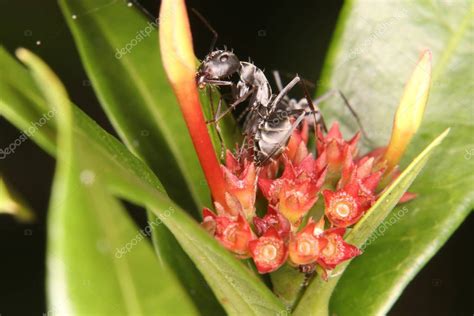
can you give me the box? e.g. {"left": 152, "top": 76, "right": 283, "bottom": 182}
{"left": 202, "top": 208, "right": 255, "bottom": 258}
{"left": 249, "top": 227, "right": 288, "bottom": 273}
{"left": 316, "top": 227, "right": 361, "bottom": 271}
{"left": 219, "top": 151, "right": 257, "bottom": 219}
{"left": 253, "top": 206, "right": 291, "bottom": 240}
{"left": 288, "top": 218, "right": 327, "bottom": 265}
{"left": 323, "top": 182, "right": 370, "bottom": 227}
{"left": 278, "top": 178, "right": 320, "bottom": 225}
{"left": 317, "top": 123, "right": 360, "bottom": 184}
{"left": 259, "top": 156, "right": 326, "bottom": 225}
{"left": 286, "top": 120, "right": 309, "bottom": 164}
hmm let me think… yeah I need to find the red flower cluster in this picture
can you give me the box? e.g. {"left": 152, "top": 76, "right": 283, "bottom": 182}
{"left": 201, "top": 122, "right": 412, "bottom": 276}
{"left": 160, "top": 0, "right": 430, "bottom": 279}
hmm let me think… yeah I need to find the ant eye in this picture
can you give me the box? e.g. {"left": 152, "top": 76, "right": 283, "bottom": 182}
{"left": 219, "top": 54, "right": 229, "bottom": 62}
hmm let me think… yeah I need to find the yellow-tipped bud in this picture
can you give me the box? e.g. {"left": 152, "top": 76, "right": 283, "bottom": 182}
{"left": 158, "top": 0, "right": 229, "bottom": 210}
{"left": 384, "top": 50, "right": 432, "bottom": 169}
{"left": 159, "top": 0, "right": 196, "bottom": 86}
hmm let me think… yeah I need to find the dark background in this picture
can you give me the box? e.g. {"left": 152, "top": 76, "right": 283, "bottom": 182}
{"left": 0, "top": 0, "right": 472, "bottom": 315}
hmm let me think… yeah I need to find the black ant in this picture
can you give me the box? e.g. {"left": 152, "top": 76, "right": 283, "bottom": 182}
{"left": 130, "top": 2, "right": 366, "bottom": 166}
{"left": 192, "top": 10, "right": 323, "bottom": 166}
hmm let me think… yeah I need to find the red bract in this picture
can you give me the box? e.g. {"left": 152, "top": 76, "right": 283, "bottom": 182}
{"left": 259, "top": 156, "right": 326, "bottom": 226}
{"left": 323, "top": 182, "right": 369, "bottom": 227}
{"left": 253, "top": 206, "right": 291, "bottom": 240}
{"left": 288, "top": 218, "right": 327, "bottom": 265}
{"left": 317, "top": 123, "right": 360, "bottom": 184}
{"left": 316, "top": 227, "right": 361, "bottom": 271}
{"left": 278, "top": 178, "right": 320, "bottom": 226}
{"left": 362, "top": 149, "right": 417, "bottom": 204}
{"left": 220, "top": 151, "right": 257, "bottom": 219}
{"left": 159, "top": 0, "right": 229, "bottom": 209}
{"left": 202, "top": 208, "right": 255, "bottom": 258}
{"left": 286, "top": 120, "right": 309, "bottom": 164}
{"left": 249, "top": 228, "right": 288, "bottom": 273}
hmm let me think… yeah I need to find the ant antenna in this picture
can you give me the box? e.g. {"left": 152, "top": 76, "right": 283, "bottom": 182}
{"left": 191, "top": 8, "right": 219, "bottom": 53}
{"left": 282, "top": 72, "right": 316, "bottom": 89}
{"left": 337, "top": 90, "right": 371, "bottom": 141}
{"left": 127, "top": 0, "right": 156, "bottom": 21}
{"left": 298, "top": 75, "right": 327, "bottom": 133}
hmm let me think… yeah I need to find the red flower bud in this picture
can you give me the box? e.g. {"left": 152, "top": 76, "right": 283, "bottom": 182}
{"left": 202, "top": 208, "right": 255, "bottom": 258}
{"left": 399, "top": 191, "right": 417, "bottom": 203}
{"left": 253, "top": 206, "right": 291, "bottom": 239}
{"left": 316, "top": 227, "right": 361, "bottom": 271}
{"left": 249, "top": 228, "right": 288, "bottom": 273}
{"left": 317, "top": 123, "right": 360, "bottom": 183}
{"left": 278, "top": 178, "right": 320, "bottom": 225}
{"left": 286, "top": 121, "right": 309, "bottom": 164}
{"left": 159, "top": 0, "right": 228, "bottom": 209}
{"left": 221, "top": 153, "right": 257, "bottom": 219}
{"left": 288, "top": 218, "right": 327, "bottom": 265}
{"left": 259, "top": 157, "right": 326, "bottom": 225}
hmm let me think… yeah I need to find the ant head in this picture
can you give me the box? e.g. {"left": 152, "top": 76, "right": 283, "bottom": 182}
{"left": 196, "top": 50, "right": 240, "bottom": 88}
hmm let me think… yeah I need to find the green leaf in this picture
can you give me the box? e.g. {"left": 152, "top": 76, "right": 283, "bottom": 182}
{"left": 0, "top": 47, "right": 222, "bottom": 314}
{"left": 0, "top": 48, "right": 56, "bottom": 156}
{"left": 58, "top": 0, "right": 209, "bottom": 214}
{"left": 270, "top": 263, "right": 306, "bottom": 309}
{"left": 9, "top": 49, "right": 284, "bottom": 316}
{"left": 17, "top": 48, "right": 199, "bottom": 316}
{"left": 308, "top": 0, "right": 474, "bottom": 314}
{"left": 294, "top": 129, "right": 449, "bottom": 316}
{"left": 56, "top": 3, "right": 240, "bottom": 312}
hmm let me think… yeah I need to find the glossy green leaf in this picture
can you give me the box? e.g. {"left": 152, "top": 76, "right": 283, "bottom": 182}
{"left": 59, "top": 0, "right": 208, "bottom": 214}
{"left": 309, "top": 0, "right": 474, "bottom": 314}
{"left": 294, "top": 129, "right": 449, "bottom": 315}
{"left": 0, "top": 47, "right": 222, "bottom": 314}
{"left": 56, "top": 3, "right": 240, "bottom": 312}
{"left": 0, "top": 48, "right": 56, "bottom": 156}
{"left": 17, "top": 48, "right": 199, "bottom": 316}
{"left": 6, "top": 49, "right": 284, "bottom": 316}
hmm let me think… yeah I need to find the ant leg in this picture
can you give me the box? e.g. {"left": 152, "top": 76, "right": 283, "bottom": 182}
{"left": 312, "top": 89, "right": 338, "bottom": 105}
{"left": 214, "top": 98, "right": 227, "bottom": 159}
{"left": 202, "top": 79, "right": 234, "bottom": 87}
{"left": 272, "top": 70, "right": 284, "bottom": 92}
{"left": 273, "top": 70, "right": 293, "bottom": 105}
{"left": 298, "top": 79, "right": 326, "bottom": 133}
{"left": 236, "top": 105, "right": 251, "bottom": 123}
{"left": 206, "top": 86, "right": 256, "bottom": 123}
{"left": 281, "top": 72, "right": 317, "bottom": 89}
{"left": 207, "top": 87, "right": 226, "bottom": 160}
{"left": 336, "top": 90, "right": 370, "bottom": 141}
{"left": 270, "top": 76, "right": 301, "bottom": 111}
{"left": 311, "top": 88, "right": 371, "bottom": 141}
{"left": 207, "top": 86, "right": 217, "bottom": 119}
